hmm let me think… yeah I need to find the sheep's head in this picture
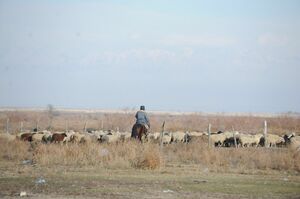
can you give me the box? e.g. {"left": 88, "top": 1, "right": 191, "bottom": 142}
{"left": 284, "top": 133, "right": 295, "bottom": 143}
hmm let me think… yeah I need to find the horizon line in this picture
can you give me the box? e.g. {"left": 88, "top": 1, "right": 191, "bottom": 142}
{"left": 0, "top": 106, "right": 299, "bottom": 118}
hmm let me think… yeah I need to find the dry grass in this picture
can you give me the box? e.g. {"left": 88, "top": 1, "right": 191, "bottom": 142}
{"left": 19, "top": 140, "right": 162, "bottom": 170}
{"left": 164, "top": 142, "right": 300, "bottom": 172}
{"left": 1, "top": 137, "right": 299, "bottom": 172}
{"left": 0, "top": 139, "right": 31, "bottom": 161}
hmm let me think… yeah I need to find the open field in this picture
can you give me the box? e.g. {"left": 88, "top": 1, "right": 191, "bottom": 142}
{"left": 0, "top": 109, "right": 300, "bottom": 198}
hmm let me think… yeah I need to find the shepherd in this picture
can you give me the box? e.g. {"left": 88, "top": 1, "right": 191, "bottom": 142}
{"left": 131, "top": 105, "right": 150, "bottom": 141}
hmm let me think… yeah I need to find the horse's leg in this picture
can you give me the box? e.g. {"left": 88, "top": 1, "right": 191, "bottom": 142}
{"left": 138, "top": 127, "right": 142, "bottom": 141}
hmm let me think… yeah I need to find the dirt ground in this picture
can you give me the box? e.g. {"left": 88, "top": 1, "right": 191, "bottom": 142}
{"left": 0, "top": 160, "right": 299, "bottom": 199}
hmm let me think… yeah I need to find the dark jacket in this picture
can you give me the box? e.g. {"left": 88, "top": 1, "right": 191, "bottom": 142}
{"left": 135, "top": 110, "right": 150, "bottom": 127}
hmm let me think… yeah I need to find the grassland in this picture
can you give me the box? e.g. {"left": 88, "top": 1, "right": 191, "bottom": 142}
{"left": 0, "top": 109, "right": 300, "bottom": 198}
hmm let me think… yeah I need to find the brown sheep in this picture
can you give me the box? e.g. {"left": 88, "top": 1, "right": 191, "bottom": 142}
{"left": 51, "top": 133, "right": 67, "bottom": 143}
{"left": 20, "top": 133, "right": 34, "bottom": 142}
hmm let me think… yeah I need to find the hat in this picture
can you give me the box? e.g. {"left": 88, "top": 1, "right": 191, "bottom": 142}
{"left": 140, "top": 105, "right": 145, "bottom": 110}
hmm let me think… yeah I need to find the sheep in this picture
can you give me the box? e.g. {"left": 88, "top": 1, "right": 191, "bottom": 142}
{"left": 19, "top": 132, "right": 34, "bottom": 142}
{"left": 223, "top": 131, "right": 240, "bottom": 147}
{"left": 189, "top": 131, "right": 204, "bottom": 137}
{"left": 51, "top": 133, "right": 67, "bottom": 143}
{"left": 72, "top": 132, "right": 87, "bottom": 143}
{"left": 162, "top": 132, "right": 172, "bottom": 144}
{"left": 210, "top": 133, "right": 227, "bottom": 147}
{"left": 63, "top": 131, "right": 76, "bottom": 143}
{"left": 205, "top": 131, "right": 234, "bottom": 147}
{"left": 284, "top": 133, "right": 300, "bottom": 151}
{"left": 290, "top": 136, "right": 300, "bottom": 151}
{"left": 100, "top": 132, "right": 121, "bottom": 143}
{"left": 153, "top": 132, "right": 161, "bottom": 140}
{"left": 120, "top": 132, "right": 131, "bottom": 141}
{"left": 265, "top": 134, "right": 285, "bottom": 147}
{"left": 92, "top": 130, "right": 106, "bottom": 141}
{"left": 82, "top": 132, "right": 100, "bottom": 143}
{"left": 172, "top": 131, "right": 190, "bottom": 143}
{"left": 238, "top": 134, "right": 263, "bottom": 147}
{"left": 147, "top": 132, "right": 161, "bottom": 142}
{"left": 31, "top": 133, "right": 45, "bottom": 142}
{"left": 42, "top": 132, "right": 52, "bottom": 143}
{"left": 50, "top": 131, "right": 74, "bottom": 143}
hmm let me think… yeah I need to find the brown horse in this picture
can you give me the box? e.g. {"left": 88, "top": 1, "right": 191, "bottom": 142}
{"left": 131, "top": 123, "right": 148, "bottom": 141}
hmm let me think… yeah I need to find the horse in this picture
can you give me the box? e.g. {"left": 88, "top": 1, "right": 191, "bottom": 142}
{"left": 131, "top": 123, "right": 148, "bottom": 142}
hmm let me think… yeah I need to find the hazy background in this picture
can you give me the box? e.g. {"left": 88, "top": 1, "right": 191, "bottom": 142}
{"left": 0, "top": 0, "right": 299, "bottom": 113}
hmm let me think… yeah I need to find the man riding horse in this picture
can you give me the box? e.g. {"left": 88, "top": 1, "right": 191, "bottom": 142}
{"left": 131, "top": 105, "right": 150, "bottom": 141}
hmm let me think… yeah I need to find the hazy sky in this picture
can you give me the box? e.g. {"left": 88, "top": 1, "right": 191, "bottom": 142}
{"left": 0, "top": 0, "right": 299, "bottom": 112}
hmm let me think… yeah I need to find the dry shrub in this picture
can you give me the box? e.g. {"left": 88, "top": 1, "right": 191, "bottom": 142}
{"left": 131, "top": 143, "right": 162, "bottom": 169}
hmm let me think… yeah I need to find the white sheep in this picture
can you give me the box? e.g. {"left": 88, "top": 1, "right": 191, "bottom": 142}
{"left": 162, "top": 132, "right": 172, "bottom": 144}
{"left": 189, "top": 131, "right": 204, "bottom": 137}
{"left": 172, "top": 131, "right": 189, "bottom": 143}
{"left": 72, "top": 132, "right": 87, "bottom": 143}
{"left": 266, "top": 134, "right": 285, "bottom": 147}
{"left": 290, "top": 136, "right": 300, "bottom": 151}
{"left": 285, "top": 133, "right": 300, "bottom": 151}
{"left": 147, "top": 132, "right": 161, "bottom": 141}
{"left": 120, "top": 132, "right": 131, "bottom": 141}
{"left": 31, "top": 133, "right": 45, "bottom": 142}
{"left": 100, "top": 132, "right": 121, "bottom": 143}
{"left": 238, "top": 134, "right": 263, "bottom": 147}
{"left": 63, "top": 131, "right": 75, "bottom": 143}
{"left": 210, "top": 133, "right": 227, "bottom": 147}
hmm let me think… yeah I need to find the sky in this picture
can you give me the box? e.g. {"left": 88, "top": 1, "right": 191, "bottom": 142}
{"left": 0, "top": 0, "right": 299, "bottom": 113}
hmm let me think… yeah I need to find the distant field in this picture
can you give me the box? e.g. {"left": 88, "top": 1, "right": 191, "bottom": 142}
{"left": 0, "top": 108, "right": 299, "bottom": 134}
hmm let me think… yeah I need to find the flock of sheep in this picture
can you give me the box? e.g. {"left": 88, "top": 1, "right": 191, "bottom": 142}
{"left": 152, "top": 130, "right": 299, "bottom": 150}
{"left": 0, "top": 129, "right": 299, "bottom": 150}
{"left": 207, "top": 131, "right": 299, "bottom": 148}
